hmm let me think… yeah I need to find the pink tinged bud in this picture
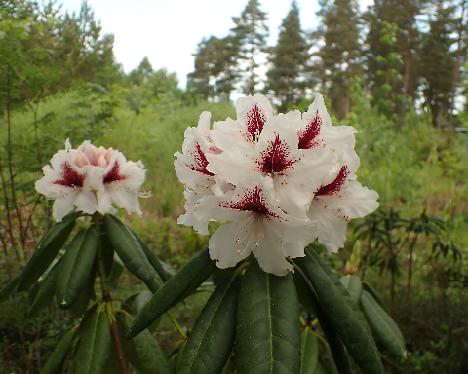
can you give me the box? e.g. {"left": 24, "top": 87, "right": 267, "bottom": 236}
{"left": 75, "top": 151, "right": 90, "bottom": 167}
{"left": 97, "top": 155, "right": 108, "bottom": 168}
{"left": 83, "top": 143, "right": 100, "bottom": 165}
{"left": 104, "top": 147, "right": 114, "bottom": 162}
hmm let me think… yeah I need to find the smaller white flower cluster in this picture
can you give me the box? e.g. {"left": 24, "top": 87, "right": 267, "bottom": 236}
{"left": 35, "top": 139, "right": 145, "bottom": 221}
{"left": 175, "top": 94, "right": 378, "bottom": 276}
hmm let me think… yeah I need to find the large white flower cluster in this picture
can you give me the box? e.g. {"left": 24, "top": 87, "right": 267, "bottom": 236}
{"left": 36, "top": 139, "right": 145, "bottom": 221}
{"left": 175, "top": 94, "right": 378, "bottom": 276}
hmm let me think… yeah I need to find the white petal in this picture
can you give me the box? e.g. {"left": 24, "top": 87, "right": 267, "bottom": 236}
{"left": 308, "top": 200, "right": 347, "bottom": 252}
{"left": 52, "top": 193, "right": 77, "bottom": 221}
{"left": 305, "top": 93, "right": 332, "bottom": 128}
{"left": 252, "top": 228, "right": 293, "bottom": 276}
{"left": 74, "top": 190, "right": 98, "bottom": 214}
{"left": 209, "top": 222, "right": 253, "bottom": 269}
{"left": 319, "top": 180, "right": 379, "bottom": 219}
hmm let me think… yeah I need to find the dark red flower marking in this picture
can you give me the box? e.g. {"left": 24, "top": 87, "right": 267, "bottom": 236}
{"left": 187, "top": 143, "right": 214, "bottom": 176}
{"left": 298, "top": 111, "right": 322, "bottom": 149}
{"left": 246, "top": 104, "right": 266, "bottom": 140}
{"left": 315, "top": 166, "right": 349, "bottom": 196}
{"left": 103, "top": 162, "right": 126, "bottom": 184}
{"left": 257, "top": 134, "right": 297, "bottom": 174}
{"left": 55, "top": 162, "right": 84, "bottom": 188}
{"left": 222, "top": 186, "right": 281, "bottom": 220}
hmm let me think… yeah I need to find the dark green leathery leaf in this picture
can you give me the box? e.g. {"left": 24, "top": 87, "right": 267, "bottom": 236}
{"left": 301, "top": 327, "right": 319, "bottom": 374}
{"left": 56, "top": 228, "right": 98, "bottom": 308}
{"left": 117, "top": 312, "right": 170, "bottom": 374}
{"left": 18, "top": 212, "right": 79, "bottom": 291}
{"left": 340, "top": 275, "right": 362, "bottom": 305}
{"left": 28, "top": 260, "right": 60, "bottom": 316}
{"left": 72, "top": 306, "right": 111, "bottom": 374}
{"left": 40, "top": 328, "right": 76, "bottom": 374}
{"left": 177, "top": 274, "right": 239, "bottom": 374}
{"left": 236, "top": 261, "right": 301, "bottom": 374}
{"left": 103, "top": 214, "right": 162, "bottom": 292}
{"left": 131, "top": 228, "right": 173, "bottom": 282}
{"left": 294, "top": 249, "right": 383, "bottom": 374}
{"left": 129, "top": 248, "right": 215, "bottom": 337}
{"left": 361, "top": 290, "right": 406, "bottom": 359}
{"left": 295, "top": 268, "right": 351, "bottom": 374}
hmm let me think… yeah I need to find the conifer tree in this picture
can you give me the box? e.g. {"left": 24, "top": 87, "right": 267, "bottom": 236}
{"left": 231, "top": 0, "right": 269, "bottom": 93}
{"left": 420, "top": 0, "right": 457, "bottom": 127}
{"left": 318, "top": 0, "right": 362, "bottom": 118}
{"left": 266, "top": 1, "right": 310, "bottom": 110}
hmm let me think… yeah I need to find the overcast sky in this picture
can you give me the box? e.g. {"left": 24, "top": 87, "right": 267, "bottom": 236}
{"left": 60, "top": 0, "right": 373, "bottom": 88}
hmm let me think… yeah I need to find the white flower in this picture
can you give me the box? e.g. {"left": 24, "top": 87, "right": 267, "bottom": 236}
{"left": 175, "top": 93, "right": 378, "bottom": 276}
{"left": 298, "top": 94, "right": 379, "bottom": 252}
{"left": 199, "top": 180, "right": 315, "bottom": 275}
{"left": 35, "top": 139, "right": 145, "bottom": 221}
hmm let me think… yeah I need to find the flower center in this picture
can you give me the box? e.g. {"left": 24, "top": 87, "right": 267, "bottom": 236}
{"left": 315, "top": 166, "right": 349, "bottom": 196}
{"left": 298, "top": 110, "right": 322, "bottom": 149}
{"left": 246, "top": 104, "right": 266, "bottom": 141}
{"left": 103, "top": 162, "right": 126, "bottom": 184}
{"left": 55, "top": 162, "right": 84, "bottom": 188}
{"left": 222, "top": 186, "right": 281, "bottom": 220}
{"left": 187, "top": 143, "right": 214, "bottom": 176}
{"left": 257, "top": 134, "right": 297, "bottom": 175}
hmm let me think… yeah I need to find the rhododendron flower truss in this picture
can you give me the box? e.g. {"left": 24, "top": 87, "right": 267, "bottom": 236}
{"left": 35, "top": 139, "right": 145, "bottom": 221}
{"left": 175, "top": 93, "right": 379, "bottom": 276}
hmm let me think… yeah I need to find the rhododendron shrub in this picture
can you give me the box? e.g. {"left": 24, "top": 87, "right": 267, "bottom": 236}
{"left": 175, "top": 93, "right": 378, "bottom": 275}
{"left": 129, "top": 94, "right": 403, "bottom": 374}
{"left": 7, "top": 140, "right": 171, "bottom": 373}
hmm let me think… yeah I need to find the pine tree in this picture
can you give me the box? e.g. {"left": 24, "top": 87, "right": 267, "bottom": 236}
{"left": 318, "top": 0, "right": 362, "bottom": 118}
{"left": 420, "top": 0, "right": 456, "bottom": 127}
{"left": 231, "top": 0, "right": 269, "bottom": 94}
{"left": 187, "top": 37, "right": 221, "bottom": 99}
{"left": 266, "top": 1, "right": 310, "bottom": 110}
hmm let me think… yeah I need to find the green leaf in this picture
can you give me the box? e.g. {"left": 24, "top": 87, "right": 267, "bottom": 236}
{"left": 68, "top": 270, "right": 96, "bottom": 318}
{"left": 103, "top": 215, "right": 162, "bottom": 292}
{"left": 28, "top": 260, "right": 60, "bottom": 316}
{"left": 294, "top": 249, "right": 383, "bottom": 374}
{"left": 363, "top": 282, "right": 387, "bottom": 312}
{"left": 18, "top": 212, "right": 78, "bottom": 291}
{"left": 131, "top": 229, "right": 173, "bottom": 282}
{"left": 313, "top": 362, "right": 328, "bottom": 374}
{"left": 236, "top": 261, "right": 301, "bottom": 374}
{"left": 40, "top": 329, "right": 75, "bottom": 374}
{"left": 296, "top": 271, "right": 351, "bottom": 374}
{"left": 99, "top": 221, "right": 114, "bottom": 277}
{"left": 177, "top": 274, "right": 239, "bottom": 374}
{"left": 301, "top": 328, "right": 319, "bottom": 374}
{"left": 339, "top": 275, "right": 362, "bottom": 305}
{"left": 117, "top": 313, "right": 170, "bottom": 374}
{"left": 129, "top": 249, "right": 215, "bottom": 338}
{"left": 361, "top": 290, "right": 406, "bottom": 359}
{"left": 72, "top": 306, "right": 111, "bottom": 374}
{"left": 57, "top": 228, "right": 98, "bottom": 308}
